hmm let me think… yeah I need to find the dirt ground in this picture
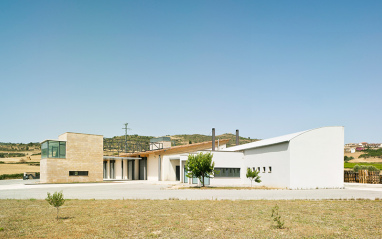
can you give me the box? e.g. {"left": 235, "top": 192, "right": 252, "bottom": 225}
{"left": 0, "top": 199, "right": 381, "bottom": 238}
{"left": 0, "top": 164, "right": 39, "bottom": 175}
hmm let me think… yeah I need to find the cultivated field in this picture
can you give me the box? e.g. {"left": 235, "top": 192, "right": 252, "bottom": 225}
{"left": 0, "top": 164, "right": 39, "bottom": 175}
{"left": 0, "top": 199, "right": 381, "bottom": 238}
{"left": 0, "top": 151, "right": 40, "bottom": 175}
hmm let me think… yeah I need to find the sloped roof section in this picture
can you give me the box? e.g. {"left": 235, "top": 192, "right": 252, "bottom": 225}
{"left": 120, "top": 139, "right": 230, "bottom": 157}
{"left": 224, "top": 130, "right": 309, "bottom": 151}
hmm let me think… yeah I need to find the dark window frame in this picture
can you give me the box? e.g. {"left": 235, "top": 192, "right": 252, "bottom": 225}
{"left": 69, "top": 171, "right": 89, "bottom": 176}
{"left": 214, "top": 168, "right": 241, "bottom": 178}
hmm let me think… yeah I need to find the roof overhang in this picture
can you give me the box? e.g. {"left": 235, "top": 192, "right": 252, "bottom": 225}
{"left": 120, "top": 139, "right": 230, "bottom": 157}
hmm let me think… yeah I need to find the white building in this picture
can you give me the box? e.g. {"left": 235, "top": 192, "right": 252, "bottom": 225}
{"left": 116, "top": 126, "right": 344, "bottom": 189}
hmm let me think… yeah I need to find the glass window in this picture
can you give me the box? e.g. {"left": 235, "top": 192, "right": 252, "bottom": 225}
{"left": 269, "top": 167, "right": 272, "bottom": 173}
{"left": 48, "top": 141, "right": 59, "bottom": 158}
{"left": 214, "top": 168, "right": 240, "bottom": 178}
{"left": 41, "top": 142, "right": 48, "bottom": 159}
{"left": 41, "top": 140, "right": 66, "bottom": 159}
{"left": 59, "top": 142, "right": 66, "bottom": 158}
{"left": 69, "top": 171, "right": 88, "bottom": 176}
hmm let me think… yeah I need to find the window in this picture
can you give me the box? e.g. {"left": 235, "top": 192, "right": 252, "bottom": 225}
{"left": 69, "top": 171, "right": 88, "bottom": 176}
{"left": 263, "top": 167, "right": 266, "bottom": 173}
{"left": 215, "top": 168, "right": 241, "bottom": 178}
{"left": 269, "top": 167, "right": 272, "bottom": 173}
{"left": 257, "top": 167, "right": 261, "bottom": 172}
{"left": 41, "top": 142, "right": 48, "bottom": 159}
{"left": 41, "top": 140, "right": 66, "bottom": 159}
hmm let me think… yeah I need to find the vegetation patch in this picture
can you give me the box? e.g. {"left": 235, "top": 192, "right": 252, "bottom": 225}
{"left": 359, "top": 148, "right": 382, "bottom": 159}
{"left": 0, "top": 153, "right": 26, "bottom": 158}
{"left": 0, "top": 173, "right": 24, "bottom": 180}
{"left": 344, "top": 162, "right": 382, "bottom": 170}
{"left": 0, "top": 199, "right": 381, "bottom": 238}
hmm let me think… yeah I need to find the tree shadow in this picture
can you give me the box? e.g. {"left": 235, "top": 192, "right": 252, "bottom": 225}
{"left": 59, "top": 216, "right": 74, "bottom": 220}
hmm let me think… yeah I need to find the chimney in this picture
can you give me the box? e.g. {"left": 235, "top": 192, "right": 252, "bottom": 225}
{"left": 212, "top": 128, "right": 215, "bottom": 151}
{"left": 236, "top": 129, "right": 239, "bottom": 145}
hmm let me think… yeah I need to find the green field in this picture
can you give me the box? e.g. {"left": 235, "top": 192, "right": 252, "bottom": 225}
{"left": 344, "top": 162, "right": 382, "bottom": 170}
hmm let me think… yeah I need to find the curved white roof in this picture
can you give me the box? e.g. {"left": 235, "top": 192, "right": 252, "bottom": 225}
{"left": 224, "top": 129, "right": 310, "bottom": 152}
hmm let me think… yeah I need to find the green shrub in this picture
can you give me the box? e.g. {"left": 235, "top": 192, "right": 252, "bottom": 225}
{"left": 46, "top": 191, "right": 66, "bottom": 220}
{"left": 353, "top": 164, "right": 380, "bottom": 172}
{"left": 0, "top": 173, "right": 24, "bottom": 180}
{"left": 271, "top": 205, "right": 285, "bottom": 229}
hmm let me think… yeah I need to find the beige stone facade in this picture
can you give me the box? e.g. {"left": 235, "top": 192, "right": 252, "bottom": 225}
{"left": 40, "top": 132, "right": 103, "bottom": 183}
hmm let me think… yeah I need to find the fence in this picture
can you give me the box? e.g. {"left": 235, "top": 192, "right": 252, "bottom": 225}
{"left": 344, "top": 170, "right": 382, "bottom": 184}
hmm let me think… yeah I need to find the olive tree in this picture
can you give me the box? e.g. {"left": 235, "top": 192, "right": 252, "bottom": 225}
{"left": 186, "top": 152, "right": 215, "bottom": 187}
{"left": 46, "top": 191, "right": 65, "bottom": 220}
{"left": 246, "top": 167, "right": 261, "bottom": 187}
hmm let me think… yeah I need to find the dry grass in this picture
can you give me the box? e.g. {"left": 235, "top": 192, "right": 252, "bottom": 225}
{"left": 0, "top": 164, "right": 39, "bottom": 175}
{"left": 0, "top": 199, "right": 381, "bottom": 238}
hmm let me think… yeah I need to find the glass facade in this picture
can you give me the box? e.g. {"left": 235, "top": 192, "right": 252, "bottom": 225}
{"left": 41, "top": 141, "right": 66, "bottom": 159}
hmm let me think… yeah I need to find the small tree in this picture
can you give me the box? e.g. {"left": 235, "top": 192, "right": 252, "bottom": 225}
{"left": 246, "top": 167, "right": 261, "bottom": 187}
{"left": 271, "top": 205, "right": 285, "bottom": 229}
{"left": 46, "top": 191, "right": 65, "bottom": 220}
{"left": 186, "top": 152, "right": 215, "bottom": 187}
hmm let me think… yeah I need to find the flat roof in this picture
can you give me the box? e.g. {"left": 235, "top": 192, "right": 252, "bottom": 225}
{"left": 103, "top": 156, "right": 142, "bottom": 160}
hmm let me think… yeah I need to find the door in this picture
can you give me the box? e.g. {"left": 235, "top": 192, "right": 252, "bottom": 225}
{"left": 128, "top": 160, "right": 134, "bottom": 180}
{"left": 103, "top": 161, "right": 107, "bottom": 179}
{"left": 183, "top": 165, "right": 188, "bottom": 183}
{"left": 110, "top": 160, "right": 115, "bottom": 179}
{"left": 139, "top": 158, "right": 147, "bottom": 180}
{"left": 203, "top": 175, "right": 210, "bottom": 185}
{"left": 176, "top": 166, "right": 180, "bottom": 181}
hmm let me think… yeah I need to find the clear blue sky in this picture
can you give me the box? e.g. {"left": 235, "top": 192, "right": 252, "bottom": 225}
{"left": 1, "top": 0, "right": 381, "bottom": 143}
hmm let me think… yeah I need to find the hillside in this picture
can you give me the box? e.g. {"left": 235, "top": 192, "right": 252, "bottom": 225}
{"left": 169, "top": 133, "right": 259, "bottom": 148}
{"left": 108, "top": 133, "right": 259, "bottom": 148}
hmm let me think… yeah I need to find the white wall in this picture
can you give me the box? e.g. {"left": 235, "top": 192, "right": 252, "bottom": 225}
{"left": 289, "top": 126, "right": 344, "bottom": 189}
{"left": 147, "top": 154, "right": 158, "bottom": 181}
{"left": 242, "top": 142, "right": 291, "bottom": 188}
{"left": 208, "top": 151, "right": 246, "bottom": 186}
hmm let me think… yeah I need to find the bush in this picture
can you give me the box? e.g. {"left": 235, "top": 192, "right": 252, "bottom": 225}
{"left": 344, "top": 156, "right": 354, "bottom": 162}
{"left": 0, "top": 173, "right": 24, "bottom": 180}
{"left": 353, "top": 164, "right": 380, "bottom": 172}
{"left": 271, "top": 205, "right": 285, "bottom": 229}
{"left": 46, "top": 191, "right": 65, "bottom": 220}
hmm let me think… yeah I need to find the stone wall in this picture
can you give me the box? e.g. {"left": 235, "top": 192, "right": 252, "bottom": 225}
{"left": 40, "top": 132, "right": 103, "bottom": 183}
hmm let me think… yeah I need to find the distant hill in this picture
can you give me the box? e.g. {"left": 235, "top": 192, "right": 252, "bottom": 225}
{"left": 1, "top": 133, "right": 259, "bottom": 154}
{"left": 108, "top": 133, "right": 259, "bottom": 148}
{"left": 0, "top": 142, "right": 40, "bottom": 152}
{"left": 169, "top": 133, "right": 259, "bottom": 148}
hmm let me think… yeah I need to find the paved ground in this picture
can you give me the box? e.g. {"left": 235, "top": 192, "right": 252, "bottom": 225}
{"left": 1, "top": 179, "right": 382, "bottom": 200}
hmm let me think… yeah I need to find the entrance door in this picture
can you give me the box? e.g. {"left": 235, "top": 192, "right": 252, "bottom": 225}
{"left": 139, "top": 158, "right": 147, "bottom": 180}
{"left": 128, "top": 160, "right": 134, "bottom": 180}
{"left": 176, "top": 166, "right": 180, "bottom": 181}
{"left": 103, "top": 161, "right": 107, "bottom": 179}
{"left": 203, "top": 175, "right": 210, "bottom": 185}
{"left": 110, "top": 160, "right": 115, "bottom": 179}
{"left": 183, "top": 165, "right": 188, "bottom": 183}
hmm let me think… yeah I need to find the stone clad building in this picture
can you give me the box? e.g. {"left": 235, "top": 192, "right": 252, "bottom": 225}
{"left": 40, "top": 132, "right": 103, "bottom": 183}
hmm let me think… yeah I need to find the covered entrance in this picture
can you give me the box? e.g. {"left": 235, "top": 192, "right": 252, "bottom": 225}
{"left": 103, "top": 156, "right": 143, "bottom": 180}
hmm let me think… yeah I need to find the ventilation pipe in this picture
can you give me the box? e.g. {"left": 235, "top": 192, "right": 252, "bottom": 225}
{"left": 212, "top": 128, "right": 215, "bottom": 151}
{"left": 236, "top": 129, "right": 239, "bottom": 145}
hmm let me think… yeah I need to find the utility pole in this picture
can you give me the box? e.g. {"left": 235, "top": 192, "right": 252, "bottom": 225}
{"left": 122, "top": 123, "right": 131, "bottom": 153}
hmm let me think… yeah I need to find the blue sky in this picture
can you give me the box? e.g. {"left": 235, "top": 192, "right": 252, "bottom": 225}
{"left": 0, "top": 0, "right": 381, "bottom": 143}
